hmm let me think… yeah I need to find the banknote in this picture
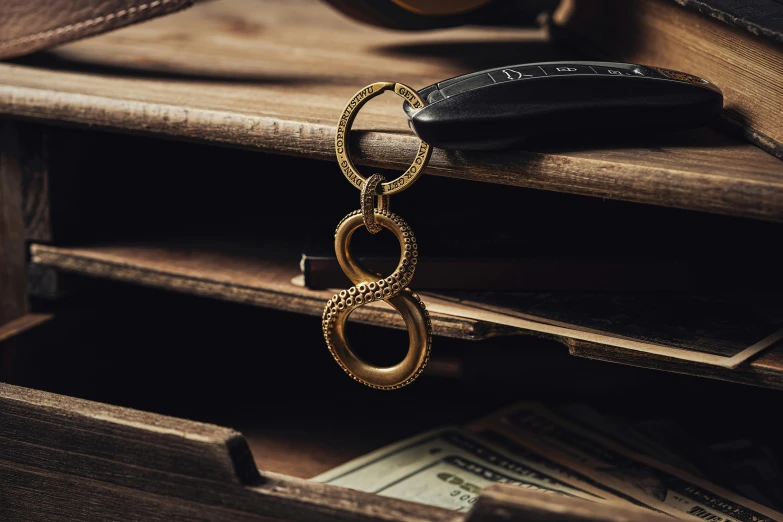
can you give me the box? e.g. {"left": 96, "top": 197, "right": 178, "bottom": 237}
{"left": 555, "top": 403, "right": 704, "bottom": 477}
{"left": 312, "top": 427, "right": 633, "bottom": 511}
{"left": 636, "top": 419, "right": 783, "bottom": 512}
{"left": 467, "top": 402, "right": 783, "bottom": 522}
{"left": 338, "top": 453, "right": 559, "bottom": 511}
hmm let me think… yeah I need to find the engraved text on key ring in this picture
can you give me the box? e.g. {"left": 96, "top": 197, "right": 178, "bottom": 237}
{"left": 335, "top": 82, "right": 432, "bottom": 195}
{"left": 321, "top": 210, "right": 432, "bottom": 389}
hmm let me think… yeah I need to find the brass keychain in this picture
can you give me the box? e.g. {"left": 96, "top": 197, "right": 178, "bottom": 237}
{"left": 322, "top": 82, "right": 433, "bottom": 390}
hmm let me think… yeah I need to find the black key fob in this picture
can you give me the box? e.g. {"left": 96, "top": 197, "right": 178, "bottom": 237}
{"left": 402, "top": 61, "right": 723, "bottom": 150}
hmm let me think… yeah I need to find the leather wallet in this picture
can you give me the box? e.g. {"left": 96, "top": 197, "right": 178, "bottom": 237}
{"left": 0, "top": 0, "right": 194, "bottom": 60}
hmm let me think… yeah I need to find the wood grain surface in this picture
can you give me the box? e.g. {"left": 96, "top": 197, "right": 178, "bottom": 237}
{"left": 467, "top": 484, "right": 670, "bottom": 522}
{"left": 29, "top": 242, "right": 515, "bottom": 341}
{"left": 0, "top": 381, "right": 462, "bottom": 522}
{"left": 554, "top": 0, "right": 783, "bottom": 159}
{"left": 29, "top": 242, "right": 783, "bottom": 390}
{"left": 565, "top": 338, "right": 783, "bottom": 392}
{"left": 0, "top": 0, "right": 782, "bottom": 221}
{"left": 0, "top": 121, "right": 28, "bottom": 325}
{"left": 5, "top": 381, "right": 672, "bottom": 522}
{"left": 0, "top": 313, "right": 51, "bottom": 343}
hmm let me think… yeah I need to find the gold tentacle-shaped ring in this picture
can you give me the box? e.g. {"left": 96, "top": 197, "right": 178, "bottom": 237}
{"left": 322, "top": 210, "right": 431, "bottom": 389}
{"left": 326, "top": 81, "right": 432, "bottom": 389}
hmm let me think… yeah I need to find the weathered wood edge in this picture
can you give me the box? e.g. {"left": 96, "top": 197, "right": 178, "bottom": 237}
{"left": 1, "top": 459, "right": 464, "bottom": 522}
{"left": 28, "top": 243, "right": 783, "bottom": 390}
{"left": 565, "top": 338, "right": 783, "bottom": 391}
{"left": 2, "top": 89, "right": 782, "bottom": 222}
{"left": 0, "top": 382, "right": 465, "bottom": 522}
{"left": 0, "top": 382, "right": 260, "bottom": 481}
{"left": 0, "top": 0, "right": 196, "bottom": 61}
{"left": 0, "top": 381, "right": 683, "bottom": 522}
{"left": 466, "top": 484, "right": 672, "bottom": 522}
{"left": 28, "top": 244, "right": 516, "bottom": 341}
{"left": 0, "top": 120, "right": 29, "bottom": 325}
{"left": 0, "top": 313, "right": 51, "bottom": 343}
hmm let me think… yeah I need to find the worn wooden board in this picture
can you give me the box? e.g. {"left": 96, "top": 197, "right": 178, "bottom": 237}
{"left": 16, "top": 123, "right": 91, "bottom": 244}
{"left": 29, "top": 242, "right": 783, "bottom": 390}
{"left": 567, "top": 337, "right": 783, "bottom": 392}
{"left": 467, "top": 484, "right": 671, "bottom": 522}
{"left": 5, "top": 381, "right": 678, "bottom": 522}
{"left": 554, "top": 0, "right": 783, "bottom": 159}
{"left": 0, "top": 313, "right": 51, "bottom": 343}
{"left": 0, "top": 121, "right": 29, "bottom": 325}
{"left": 0, "top": 382, "right": 462, "bottom": 522}
{"left": 28, "top": 242, "right": 515, "bottom": 341}
{"left": 0, "top": 0, "right": 782, "bottom": 221}
{"left": 230, "top": 395, "right": 514, "bottom": 480}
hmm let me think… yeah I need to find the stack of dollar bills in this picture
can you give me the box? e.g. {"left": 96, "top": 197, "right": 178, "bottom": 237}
{"left": 313, "top": 402, "right": 783, "bottom": 520}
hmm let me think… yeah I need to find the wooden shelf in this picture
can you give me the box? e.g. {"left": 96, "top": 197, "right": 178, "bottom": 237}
{"left": 1, "top": 0, "right": 782, "bottom": 221}
{"left": 1, "top": 381, "right": 689, "bottom": 522}
{"left": 211, "top": 395, "right": 508, "bottom": 480}
{"left": 29, "top": 242, "right": 515, "bottom": 341}
{"left": 30, "top": 242, "right": 783, "bottom": 391}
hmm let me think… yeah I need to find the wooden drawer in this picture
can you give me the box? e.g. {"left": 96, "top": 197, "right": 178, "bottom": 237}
{"left": 3, "top": 379, "right": 682, "bottom": 522}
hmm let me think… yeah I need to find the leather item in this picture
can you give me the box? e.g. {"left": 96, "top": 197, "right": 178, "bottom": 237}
{"left": 0, "top": 0, "right": 194, "bottom": 60}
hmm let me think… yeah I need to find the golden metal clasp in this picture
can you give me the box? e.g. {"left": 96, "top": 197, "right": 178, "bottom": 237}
{"left": 361, "top": 173, "right": 390, "bottom": 234}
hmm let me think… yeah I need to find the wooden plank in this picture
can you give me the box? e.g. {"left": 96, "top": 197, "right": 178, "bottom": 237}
{"left": 0, "top": 382, "right": 260, "bottom": 485}
{"left": 467, "top": 484, "right": 670, "bottom": 522}
{"left": 0, "top": 382, "right": 462, "bottom": 522}
{"left": 18, "top": 122, "right": 92, "bottom": 244}
{"left": 28, "top": 242, "right": 783, "bottom": 390}
{"left": 16, "top": 123, "right": 51, "bottom": 242}
{"left": 231, "top": 394, "right": 507, "bottom": 480}
{"left": 566, "top": 338, "right": 783, "bottom": 392}
{"left": 0, "top": 120, "right": 28, "bottom": 325}
{"left": 0, "top": 119, "right": 90, "bottom": 333}
{"left": 0, "top": 313, "right": 53, "bottom": 383}
{"left": 29, "top": 242, "right": 515, "bottom": 341}
{"left": 0, "top": 0, "right": 782, "bottom": 221}
{"left": 0, "top": 313, "right": 51, "bottom": 343}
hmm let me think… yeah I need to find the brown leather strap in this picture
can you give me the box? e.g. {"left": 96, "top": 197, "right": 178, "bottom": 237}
{"left": 0, "top": 0, "right": 194, "bottom": 60}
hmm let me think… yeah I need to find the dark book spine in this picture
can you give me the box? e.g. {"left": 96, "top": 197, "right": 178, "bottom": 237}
{"left": 301, "top": 254, "right": 692, "bottom": 291}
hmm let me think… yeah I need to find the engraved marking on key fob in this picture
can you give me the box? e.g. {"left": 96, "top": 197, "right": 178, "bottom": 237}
{"left": 403, "top": 61, "right": 723, "bottom": 150}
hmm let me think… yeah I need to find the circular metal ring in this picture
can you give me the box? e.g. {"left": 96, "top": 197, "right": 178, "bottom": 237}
{"left": 335, "top": 82, "right": 432, "bottom": 196}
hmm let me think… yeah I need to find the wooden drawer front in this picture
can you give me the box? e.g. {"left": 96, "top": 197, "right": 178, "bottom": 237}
{"left": 1, "top": 382, "right": 673, "bottom": 522}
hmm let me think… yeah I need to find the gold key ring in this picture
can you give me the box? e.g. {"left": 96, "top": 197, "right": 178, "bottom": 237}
{"left": 335, "top": 82, "right": 432, "bottom": 195}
